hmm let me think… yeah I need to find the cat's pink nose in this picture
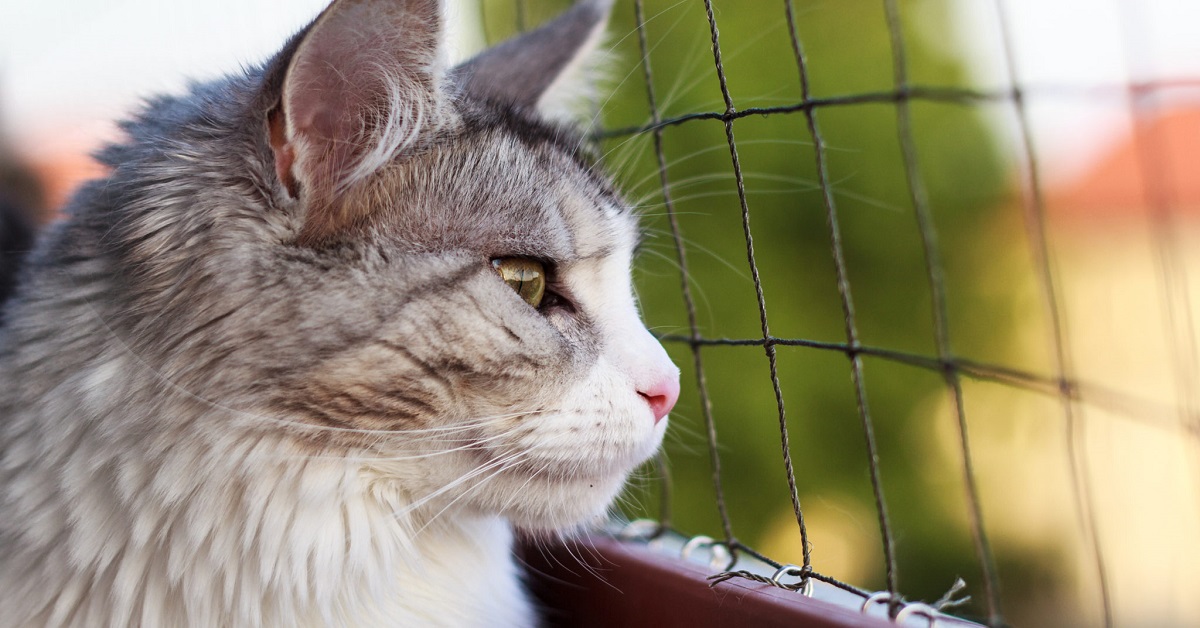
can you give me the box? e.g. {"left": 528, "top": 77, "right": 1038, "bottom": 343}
{"left": 639, "top": 376, "right": 680, "bottom": 424}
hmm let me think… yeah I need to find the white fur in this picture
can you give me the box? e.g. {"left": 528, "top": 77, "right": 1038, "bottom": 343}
{"left": 535, "top": 23, "right": 613, "bottom": 126}
{"left": 340, "top": 66, "right": 458, "bottom": 195}
{"left": 0, "top": 394, "right": 537, "bottom": 626}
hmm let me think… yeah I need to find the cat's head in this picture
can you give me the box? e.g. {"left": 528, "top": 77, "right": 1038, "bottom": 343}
{"left": 96, "top": 0, "right": 676, "bottom": 533}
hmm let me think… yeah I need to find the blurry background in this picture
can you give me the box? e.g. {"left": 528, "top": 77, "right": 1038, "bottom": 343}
{"left": 3, "top": 1, "right": 1200, "bottom": 626}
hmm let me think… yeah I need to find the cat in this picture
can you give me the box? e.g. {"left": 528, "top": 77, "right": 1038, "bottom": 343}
{"left": 0, "top": 0, "right": 680, "bottom": 625}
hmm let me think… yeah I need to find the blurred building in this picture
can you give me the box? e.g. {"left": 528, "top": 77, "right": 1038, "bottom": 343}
{"left": 1051, "top": 105, "right": 1200, "bottom": 625}
{"left": 964, "top": 105, "right": 1200, "bottom": 626}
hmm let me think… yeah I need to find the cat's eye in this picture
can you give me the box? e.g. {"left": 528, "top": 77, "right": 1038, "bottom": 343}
{"left": 492, "top": 257, "right": 545, "bottom": 308}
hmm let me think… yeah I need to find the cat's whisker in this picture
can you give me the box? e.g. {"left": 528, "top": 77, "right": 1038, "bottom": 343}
{"left": 554, "top": 533, "right": 617, "bottom": 590}
{"left": 634, "top": 247, "right": 685, "bottom": 278}
{"left": 644, "top": 226, "right": 750, "bottom": 283}
{"left": 663, "top": 418, "right": 707, "bottom": 452}
{"left": 623, "top": 5, "right": 709, "bottom": 125}
{"left": 575, "top": 0, "right": 693, "bottom": 161}
{"left": 525, "top": 531, "right": 597, "bottom": 586}
{"left": 252, "top": 419, "right": 537, "bottom": 464}
{"left": 406, "top": 449, "right": 533, "bottom": 534}
{"left": 360, "top": 412, "right": 548, "bottom": 437}
{"left": 629, "top": 210, "right": 711, "bottom": 220}
{"left": 596, "top": 133, "right": 647, "bottom": 175}
{"left": 644, "top": 325, "right": 688, "bottom": 338}
{"left": 634, "top": 168, "right": 745, "bottom": 195}
{"left": 627, "top": 173, "right": 744, "bottom": 207}
{"left": 571, "top": 531, "right": 612, "bottom": 572}
{"left": 389, "top": 461, "right": 511, "bottom": 525}
{"left": 611, "top": 491, "right": 648, "bottom": 521}
{"left": 652, "top": 18, "right": 786, "bottom": 122}
{"left": 586, "top": 24, "right": 707, "bottom": 177}
{"left": 620, "top": 139, "right": 817, "bottom": 195}
{"left": 494, "top": 456, "right": 558, "bottom": 516}
{"left": 635, "top": 185, "right": 820, "bottom": 214}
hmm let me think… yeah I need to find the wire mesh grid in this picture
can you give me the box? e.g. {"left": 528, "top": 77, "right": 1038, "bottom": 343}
{"left": 1, "top": 1, "right": 1196, "bottom": 626}
{"left": 497, "top": 1, "right": 1200, "bottom": 625}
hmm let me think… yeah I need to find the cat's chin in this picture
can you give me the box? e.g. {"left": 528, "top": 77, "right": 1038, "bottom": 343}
{"left": 473, "top": 466, "right": 634, "bottom": 533}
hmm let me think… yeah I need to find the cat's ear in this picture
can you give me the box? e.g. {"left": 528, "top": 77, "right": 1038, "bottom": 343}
{"left": 266, "top": 0, "right": 454, "bottom": 245}
{"left": 451, "top": 0, "right": 613, "bottom": 123}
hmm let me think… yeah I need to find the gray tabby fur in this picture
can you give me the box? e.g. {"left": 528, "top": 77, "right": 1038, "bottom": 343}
{"left": 0, "top": 0, "right": 678, "bottom": 625}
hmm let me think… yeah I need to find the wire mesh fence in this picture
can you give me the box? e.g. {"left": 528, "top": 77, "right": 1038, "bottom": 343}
{"left": 3, "top": 0, "right": 1197, "bottom": 625}
{"left": 484, "top": 1, "right": 1200, "bottom": 626}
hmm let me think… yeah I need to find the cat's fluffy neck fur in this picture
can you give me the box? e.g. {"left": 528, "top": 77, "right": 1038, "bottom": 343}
{"left": 0, "top": 299, "right": 533, "bottom": 626}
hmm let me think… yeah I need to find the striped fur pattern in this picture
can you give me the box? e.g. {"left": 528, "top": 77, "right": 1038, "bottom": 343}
{"left": 0, "top": 0, "right": 676, "bottom": 625}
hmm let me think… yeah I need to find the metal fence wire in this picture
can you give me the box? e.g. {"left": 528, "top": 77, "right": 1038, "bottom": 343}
{"left": 485, "top": 1, "right": 1200, "bottom": 626}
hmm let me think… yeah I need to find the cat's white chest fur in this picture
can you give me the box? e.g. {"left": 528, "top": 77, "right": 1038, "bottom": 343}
{"left": 319, "top": 470, "right": 536, "bottom": 627}
{"left": 0, "top": 425, "right": 535, "bottom": 626}
{"left": 282, "top": 492, "right": 535, "bottom": 627}
{"left": 380, "top": 518, "right": 533, "bottom": 627}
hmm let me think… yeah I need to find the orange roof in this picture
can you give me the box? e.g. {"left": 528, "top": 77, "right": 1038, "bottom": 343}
{"left": 1049, "top": 107, "right": 1200, "bottom": 218}
{"left": 30, "top": 150, "right": 108, "bottom": 215}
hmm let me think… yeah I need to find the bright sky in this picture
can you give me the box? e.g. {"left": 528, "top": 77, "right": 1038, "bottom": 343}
{"left": 2, "top": 0, "right": 1199, "bottom": 182}
{"left": 948, "top": 0, "right": 1200, "bottom": 181}
{"left": 1, "top": 0, "right": 315, "bottom": 147}
{"left": 0, "top": 0, "right": 485, "bottom": 155}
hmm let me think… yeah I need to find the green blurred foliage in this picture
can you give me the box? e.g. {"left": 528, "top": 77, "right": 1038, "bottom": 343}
{"left": 485, "top": 0, "right": 1056, "bottom": 622}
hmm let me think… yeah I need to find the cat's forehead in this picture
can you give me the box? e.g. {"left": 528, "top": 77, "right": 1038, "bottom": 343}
{"left": 364, "top": 116, "right": 636, "bottom": 261}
